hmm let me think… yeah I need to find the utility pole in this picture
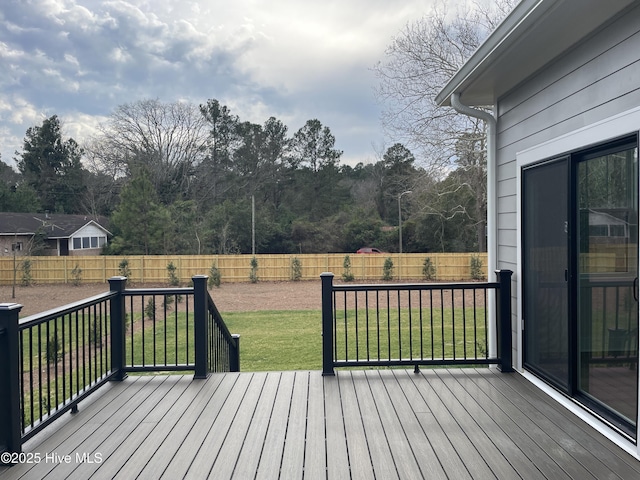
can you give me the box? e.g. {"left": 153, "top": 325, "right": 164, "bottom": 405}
{"left": 398, "top": 190, "right": 412, "bottom": 254}
{"left": 251, "top": 195, "right": 255, "bottom": 255}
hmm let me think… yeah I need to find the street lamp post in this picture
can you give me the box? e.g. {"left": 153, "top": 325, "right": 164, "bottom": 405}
{"left": 398, "top": 190, "right": 412, "bottom": 254}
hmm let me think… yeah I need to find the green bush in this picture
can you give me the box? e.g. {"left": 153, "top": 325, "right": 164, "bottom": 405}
{"left": 422, "top": 257, "right": 436, "bottom": 280}
{"left": 167, "top": 261, "right": 180, "bottom": 286}
{"left": 118, "top": 258, "right": 132, "bottom": 278}
{"left": 145, "top": 297, "right": 156, "bottom": 319}
{"left": 71, "top": 264, "right": 82, "bottom": 286}
{"left": 209, "top": 263, "right": 221, "bottom": 288}
{"left": 342, "top": 255, "right": 354, "bottom": 282}
{"left": 382, "top": 257, "right": 394, "bottom": 281}
{"left": 21, "top": 259, "right": 33, "bottom": 286}
{"left": 470, "top": 255, "right": 484, "bottom": 280}
{"left": 46, "top": 333, "right": 61, "bottom": 363}
{"left": 291, "top": 257, "right": 302, "bottom": 281}
{"left": 88, "top": 320, "right": 103, "bottom": 348}
{"left": 249, "top": 256, "right": 259, "bottom": 283}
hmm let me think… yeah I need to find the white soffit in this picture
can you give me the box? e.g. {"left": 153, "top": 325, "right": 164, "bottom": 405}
{"left": 436, "top": 0, "right": 635, "bottom": 107}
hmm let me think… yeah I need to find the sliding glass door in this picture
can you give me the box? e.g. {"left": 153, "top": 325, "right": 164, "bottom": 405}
{"left": 576, "top": 142, "right": 638, "bottom": 429}
{"left": 523, "top": 158, "right": 569, "bottom": 391}
{"left": 523, "top": 136, "right": 638, "bottom": 437}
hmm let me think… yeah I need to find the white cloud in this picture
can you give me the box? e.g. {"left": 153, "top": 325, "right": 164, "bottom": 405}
{"left": 0, "top": 0, "right": 436, "bottom": 169}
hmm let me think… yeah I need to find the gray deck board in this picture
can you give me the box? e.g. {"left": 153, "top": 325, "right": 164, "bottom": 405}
{"left": 2, "top": 368, "right": 639, "bottom": 480}
{"left": 277, "top": 371, "right": 308, "bottom": 479}
{"left": 301, "top": 369, "right": 326, "bottom": 479}
{"left": 350, "top": 370, "right": 399, "bottom": 479}
{"left": 457, "top": 369, "right": 589, "bottom": 479}
{"left": 379, "top": 370, "right": 447, "bottom": 479}
{"left": 410, "top": 369, "right": 497, "bottom": 479}
{"left": 254, "top": 371, "right": 296, "bottom": 480}
{"left": 477, "top": 368, "right": 640, "bottom": 479}
{"left": 169, "top": 372, "right": 253, "bottom": 479}
{"left": 392, "top": 369, "right": 471, "bottom": 479}
{"left": 365, "top": 370, "right": 426, "bottom": 479}
{"left": 335, "top": 371, "right": 376, "bottom": 480}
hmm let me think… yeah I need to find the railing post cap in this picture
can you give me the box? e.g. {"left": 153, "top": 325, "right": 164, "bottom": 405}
{"left": 108, "top": 276, "right": 127, "bottom": 281}
{"left": 320, "top": 272, "right": 335, "bottom": 278}
{"left": 192, "top": 275, "right": 208, "bottom": 279}
{"left": 0, "top": 302, "right": 23, "bottom": 311}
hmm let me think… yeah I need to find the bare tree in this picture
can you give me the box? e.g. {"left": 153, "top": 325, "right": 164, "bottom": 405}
{"left": 373, "top": 0, "right": 516, "bottom": 250}
{"left": 374, "top": 0, "right": 514, "bottom": 170}
{"left": 87, "top": 99, "right": 208, "bottom": 203}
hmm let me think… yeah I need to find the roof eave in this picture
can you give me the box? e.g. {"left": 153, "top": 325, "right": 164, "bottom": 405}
{"left": 435, "top": 0, "right": 635, "bottom": 107}
{"left": 435, "top": 0, "right": 546, "bottom": 107}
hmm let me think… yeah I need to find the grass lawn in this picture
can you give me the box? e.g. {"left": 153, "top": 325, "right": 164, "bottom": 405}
{"left": 224, "top": 310, "right": 323, "bottom": 371}
{"left": 223, "top": 306, "right": 488, "bottom": 371}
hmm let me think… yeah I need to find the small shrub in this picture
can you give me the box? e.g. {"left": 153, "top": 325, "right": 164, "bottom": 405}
{"left": 89, "top": 319, "right": 102, "bottom": 348}
{"left": 40, "top": 396, "right": 50, "bottom": 413}
{"left": 46, "top": 333, "right": 61, "bottom": 363}
{"left": 382, "top": 257, "right": 394, "bottom": 281}
{"left": 209, "top": 263, "right": 221, "bottom": 288}
{"left": 21, "top": 259, "right": 33, "bottom": 286}
{"left": 145, "top": 297, "right": 156, "bottom": 319}
{"left": 291, "top": 257, "right": 302, "bottom": 281}
{"left": 470, "top": 255, "right": 484, "bottom": 280}
{"left": 163, "top": 294, "right": 175, "bottom": 309}
{"left": 342, "top": 255, "right": 354, "bottom": 282}
{"left": 475, "top": 341, "right": 487, "bottom": 358}
{"left": 167, "top": 261, "right": 180, "bottom": 286}
{"left": 118, "top": 258, "right": 132, "bottom": 278}
{"left": 422, "top": 257, "right": 436, "bottom": 281}
{"left": 71, "top": 263, "right": 82, "bottom": 286}
{"left": 249, "top": 256, "right": 259, "bottom": 283}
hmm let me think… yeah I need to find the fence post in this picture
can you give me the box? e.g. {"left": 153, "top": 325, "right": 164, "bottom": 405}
{"left": 231, "top": 334, "right": 241, "bottom": 372}
{"left": 109, "top": 276, "right": 128, "bottom": 381}
{"left": 321, "top": 272, "right": 335, "bottom": 376}
{"left": 193, "top": 275, "right": 209, "bottom": 379}
{"left": 496, "top": 270, "right": 514, "bottom": 372}
{"left": 0, "top": 303, "right": 23, "bottom": 455}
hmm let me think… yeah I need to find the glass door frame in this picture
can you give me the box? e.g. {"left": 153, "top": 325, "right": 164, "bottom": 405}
{"left": 516, "top": 108, "right": 640, "bottom": 444}
{"left": 571, "top": 136, "right": 638, "bottom": 435}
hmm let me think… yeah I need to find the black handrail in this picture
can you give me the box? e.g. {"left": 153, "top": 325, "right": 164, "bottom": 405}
{"left": 321, "top": 270, "right": 513, "bottom": 375}
{"left": 0, "top": 274, "right": 238, "bottom": 456}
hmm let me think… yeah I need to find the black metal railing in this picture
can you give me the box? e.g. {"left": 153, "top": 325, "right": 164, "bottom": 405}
{"left": 321, "top": 270, "right": 513, "bottom": 375}
{"left": 581, "top": 276, "right": 638, "bottom": 364}
{"left": 0, "top": 275, "right": 239, "bottom": 456}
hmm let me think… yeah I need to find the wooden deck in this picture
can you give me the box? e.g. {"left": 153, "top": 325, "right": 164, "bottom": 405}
{"left": 2, "top": 368, "right": 639, "bottom": 479}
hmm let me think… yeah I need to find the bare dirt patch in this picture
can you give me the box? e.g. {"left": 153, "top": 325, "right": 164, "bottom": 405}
{"left": 0, "top": 280, "right": 325, "bottom": 317}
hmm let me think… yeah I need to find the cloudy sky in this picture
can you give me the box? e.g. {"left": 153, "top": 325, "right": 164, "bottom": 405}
{"left": 0, "top": 0, "right": 442, "bottom": 170}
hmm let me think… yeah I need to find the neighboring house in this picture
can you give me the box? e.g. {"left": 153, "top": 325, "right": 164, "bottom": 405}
{"left": 0, "top": 212, "right": 111, "bottom": 256}
{"left": 437, "top": 0, "right": 640, "bottom": 457}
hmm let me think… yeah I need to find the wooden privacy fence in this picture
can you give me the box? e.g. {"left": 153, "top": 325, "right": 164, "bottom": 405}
{"left": 0, "top": 252, "right": 488, "bottom": 285}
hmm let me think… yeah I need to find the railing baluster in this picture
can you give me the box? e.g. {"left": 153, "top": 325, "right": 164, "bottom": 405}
{"left": 429, "top": 290, "right": 436, "bottom": 360}
{"left": 408, "top": 291, "right": 413, "bottom": 361}
{"left": 451, "top": 289, "right": 456, "bottom": 360}
{"left": 376, "top": 290, "right": 380, "bottom": 361}
{"left": 397, "top": 290, "right": 402, "bottom": 360}
{"left": 320, "top": 271, "right": 513, "bottom": 372}
{"left": 419, "top": 291, "right": 424, "bottom": 360}
{"left": 462, "top": 288, "right": 467, "bottom": 359}
{"left": 28, "top": 325, "right": 34, "bottom": 427}
{"left": 355, "top": 291, "right": 359, "bottom": 361}
{"left": 343, "top": 291, "right": 348, "bottom": 362}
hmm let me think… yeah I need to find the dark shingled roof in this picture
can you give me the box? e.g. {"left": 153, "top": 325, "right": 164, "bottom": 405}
{"left": 0, "top": 212, "right": 111, "bottom": 238}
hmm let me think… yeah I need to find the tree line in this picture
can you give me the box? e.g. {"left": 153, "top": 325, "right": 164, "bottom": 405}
{"left": 1, "top": 2, "right": 521, "bottom": 256}
{"left": 0, "top": 98, "right": 485, "bottom": 255}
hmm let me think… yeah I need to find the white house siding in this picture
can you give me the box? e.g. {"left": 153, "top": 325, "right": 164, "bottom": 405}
{"left": 494, "top": 3, "right": 640, "bottom": 366}
{"left": 69, "top": 223, "right": 109, "bottom": 256}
